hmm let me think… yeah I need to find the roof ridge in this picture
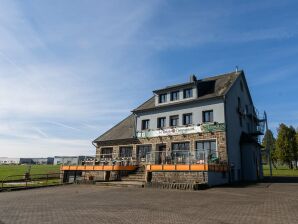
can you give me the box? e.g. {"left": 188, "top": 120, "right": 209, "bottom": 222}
{"left": 93, "top": 114, "right": 134, "bottom": 142}
{"left": 200, "top": 70, "right": 242, "bottom": 81}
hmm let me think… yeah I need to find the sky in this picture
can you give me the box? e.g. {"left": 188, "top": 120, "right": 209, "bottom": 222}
{"left": 0, "top": 0, "right": 297, "bottom": 157}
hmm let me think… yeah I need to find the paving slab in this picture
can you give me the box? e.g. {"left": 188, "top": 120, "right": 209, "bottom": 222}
{"left": 0, "top": 183, "right": 298, "bottom": 224}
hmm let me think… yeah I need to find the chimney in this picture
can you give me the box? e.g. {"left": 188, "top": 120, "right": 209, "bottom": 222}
{"left": 189, "top": 74, "right": 197, "bottom": 82}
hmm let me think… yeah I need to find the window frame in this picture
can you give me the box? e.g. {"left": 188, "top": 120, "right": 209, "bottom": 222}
{"left": 170, "top": 91, "right": 179, "bottom": 101}
{"left": 183, "top": 88, "right": 193, "bottom": 99}
{"left": 136, "top": 145, "right": 152, "bottom": 161}
{"left": 195, "top": 140, "right": 217, "bottom": 160}
{"left": 119, "top": 146, "right": 133, "bottom": 158}
{"left": 159, "top": 93, "right": 167, "bottom": 103}
{"left": 183, "top": 113, "right": 193, "bottom": 125}
{"left": 170, "top": 115, "right": 179, "bottom": 127}
{"left": 141, "top": 119, "right": 150, "bottom": 130}
{"left": 157, "top": 117, "right": 166, "bottom": 128}
{"left": 202, "top": 110, "right": 214, "bottom": 123}
{"left": 100, "top": 147, "right": 113, "bottom": 158}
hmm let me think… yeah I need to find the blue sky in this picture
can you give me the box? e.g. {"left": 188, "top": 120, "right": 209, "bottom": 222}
{"left": 0, "top": 0, "right": 297, "bottom": 157}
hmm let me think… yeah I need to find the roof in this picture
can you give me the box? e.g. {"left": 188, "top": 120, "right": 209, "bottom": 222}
{"left": 153, "top": 82, "right": 196, "bottom": 94}
{"left": 93, "top": 114, "right": 136, "bottom": 143}
{"left": 133, "top": 71, "right": 242, "bottom": 112}
{"left": 94, "top": 70, "right": 242, "bottom": 143}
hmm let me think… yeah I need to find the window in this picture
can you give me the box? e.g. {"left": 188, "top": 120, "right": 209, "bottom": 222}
{"left": 183, "top": 88, "right": 193, "bottom": 98}
{"left": 170, "top": 91, "right": 179, "bottom": 101}
{"left": 137, "top": 145, "right": 152, "bottom": 161}
{"left": 196, "top": 140, "right": 217, "bottom": 160}
{"left": 170, "top": 115, "right": 179, "bottom": 127}
{"left": 172, "top": 142, "right": 190, "bottom": 151}
{"left": 157, "top": 117, "right": 166, "bottom": 128}
{"left": 141, "top": 119, "right": 150, "bottom": 130}
{"left": 100, "top": 148, "right": 113, "bottom": 158}
{"left": 119, "top": 147, "right": 132, "bottom": 157}
{"left": 159, "top": 94, "right": 167, "bottom": 103}
{"left": 172, "top": 142, "right": 190, "bottom": 163}
{"left": 203, "top": 110, "right": 213, "bottom": 123}
{"left": 183, "top": 113, "right": 192, "bottom": 125}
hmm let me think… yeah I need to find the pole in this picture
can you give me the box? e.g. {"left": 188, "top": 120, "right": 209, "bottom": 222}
{"left": 264, "top": 111, "right": 272, "bottom": 178}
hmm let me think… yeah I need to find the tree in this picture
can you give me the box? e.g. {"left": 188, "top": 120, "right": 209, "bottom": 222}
{"left": 262, "top": 129, "right": 277, "bottom": 167}
{"left": 275, "top": 124, "right": 297, "bottom": 169}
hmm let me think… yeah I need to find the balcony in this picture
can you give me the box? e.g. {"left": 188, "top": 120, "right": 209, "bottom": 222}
{"left": 60, "top": 150, "right": 228, "bottom": 173}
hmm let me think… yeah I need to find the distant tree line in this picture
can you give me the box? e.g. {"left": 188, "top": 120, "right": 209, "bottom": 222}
{"left": 262, "top": 124, "right": 298, "bottom": 169}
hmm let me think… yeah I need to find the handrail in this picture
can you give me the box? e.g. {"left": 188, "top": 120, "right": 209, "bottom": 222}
{"left": 1, "top": 172, "right": 62, "bottom": 191}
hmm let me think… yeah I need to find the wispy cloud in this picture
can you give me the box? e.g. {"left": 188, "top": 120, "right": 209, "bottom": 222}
{"left": 0, "top": 0, "right": 162, "bottom": 157}
{"left": 0, "top": 0, "right": 297, "bottom": 157}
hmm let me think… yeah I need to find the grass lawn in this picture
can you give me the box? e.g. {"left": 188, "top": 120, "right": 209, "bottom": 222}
{"left": 263, "top": 164, "right": 298, "bottom": 177}
{"left": 0, "top": 165, "right": 60, "bottom": 181}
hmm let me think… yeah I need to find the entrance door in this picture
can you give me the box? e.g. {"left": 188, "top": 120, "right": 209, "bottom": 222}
{"left": 156, "top": 144, "right": 166, "bottom": 164}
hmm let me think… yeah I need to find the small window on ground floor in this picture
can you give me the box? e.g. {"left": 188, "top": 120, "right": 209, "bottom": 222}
{"left": 172, "top": 142, "right": 190, "bottom": 164}
{"left": 172, "top": 142, "right": 190, "bottom": 151}
{"left": 119, "top": 146, "right": 133, "bottom": 158}
{"left": 195, "top": 140, "right": 217, "bottom": 161}
{"left": 137, "top": 145, "right": 152, "bottom": 161}
{"left": 100, "top": 148, "right": 113, "bottom": 158}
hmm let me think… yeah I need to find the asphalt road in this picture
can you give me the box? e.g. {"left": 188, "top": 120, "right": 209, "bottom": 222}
{"left": 0, "top": 183, "right": 297, "bottom": 224}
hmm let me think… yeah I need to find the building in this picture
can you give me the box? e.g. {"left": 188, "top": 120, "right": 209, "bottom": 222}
{"left": 20, "top": 157, "right": 54, "bottom": 165}
{"left": 54, "top": 156, "right": 95, "bottom": 165}
{"left": 0, "top": 157, "right": 20, "bottom": 165}
{"left": 62, "top": 70, "right": 265, "bottom": 187}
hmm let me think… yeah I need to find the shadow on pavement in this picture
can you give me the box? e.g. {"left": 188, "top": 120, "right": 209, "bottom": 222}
{"left": 261, "top": 176, "right": 298, "bottom": 183}
{"left": 214, "top": 176, "right": 298, "bottom": 189}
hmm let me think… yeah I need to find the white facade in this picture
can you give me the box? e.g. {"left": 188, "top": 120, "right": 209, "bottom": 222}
{"left": 54, "top": 156, "right": 79, "bottom": 165}
{"left": 0, "top": 157, "right": 20, "bottom": 165}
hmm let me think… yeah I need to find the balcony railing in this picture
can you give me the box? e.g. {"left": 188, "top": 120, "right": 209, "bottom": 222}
{"left": 145, "top": 150, "right": 220, "bottom": 165}
{"left": 97, "top": 150, "right": 221, "bottom": 165}
{"left": 97, "top": 153, "right": 137, "bottom": 166}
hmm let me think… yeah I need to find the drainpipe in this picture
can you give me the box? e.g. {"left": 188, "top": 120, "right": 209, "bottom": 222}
{"left": 223, "top": 95, "right": 231, "bottom": 183}
{"left": 92, "top": 141, "right": 98, "bottom": 164}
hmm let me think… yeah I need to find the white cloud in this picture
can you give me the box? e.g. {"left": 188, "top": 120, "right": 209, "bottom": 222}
{"left": 0, "top": 0, "right": 161, "bottom": 157}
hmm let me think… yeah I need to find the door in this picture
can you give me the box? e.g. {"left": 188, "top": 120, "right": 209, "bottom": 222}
{"left": 156, "top": 144, "right": 166, "bottom": 164}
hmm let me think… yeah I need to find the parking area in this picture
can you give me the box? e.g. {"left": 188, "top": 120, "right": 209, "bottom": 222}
{"left": 0, "top": 183, "right": 298, "bottom": 224}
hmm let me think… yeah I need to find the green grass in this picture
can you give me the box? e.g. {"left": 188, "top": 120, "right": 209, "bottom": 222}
{"left": 263, "top": 165, "right": 298, "bottom": 177}
{"left": 0, "top": 165, "right": 60, "bottom": 181}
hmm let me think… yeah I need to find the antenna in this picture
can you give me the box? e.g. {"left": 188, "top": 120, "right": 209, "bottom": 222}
{"left": 235, "top": 66, "right": 239, "bottom": 72}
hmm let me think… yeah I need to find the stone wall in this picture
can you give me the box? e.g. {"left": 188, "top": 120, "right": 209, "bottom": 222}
{"left": 82, "top": 170, "right": 133, "bottom": 181}
{"left": 151, "top": 171, "right": 208, "bottom": 184}
{"left": 96, "top": 131, "right": 227, "bottom": 162}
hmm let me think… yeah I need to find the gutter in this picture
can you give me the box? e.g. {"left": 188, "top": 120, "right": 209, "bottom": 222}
{"left": 132, "top": 96, "right": 224, "bottom": 114}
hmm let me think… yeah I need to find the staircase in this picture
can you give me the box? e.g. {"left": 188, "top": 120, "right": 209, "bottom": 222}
{"left": 120, "top": 167, "right": 145, "bottom": 182}
{"left": 95, "top": 167, "right": 146, "bottom": 188}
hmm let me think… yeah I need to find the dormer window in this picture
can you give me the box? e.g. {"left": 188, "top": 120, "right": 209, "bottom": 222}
{"left": 183, "top": 88, "right": 193, "bottom": 99}
{"left": 170, "top": 91, "right": 179, "bottom": 101}
{"left": 159, "top": 94, "right": 167, "bottom": 103}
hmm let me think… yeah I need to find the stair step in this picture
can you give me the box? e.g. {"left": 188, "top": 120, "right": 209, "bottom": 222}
{"left": 96, "top": 181, "right": 145, "bottom": 188}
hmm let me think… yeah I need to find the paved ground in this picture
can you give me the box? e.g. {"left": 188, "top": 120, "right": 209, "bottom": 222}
{"left": 0, "top": 183, "right": 298, "bottom": 224}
